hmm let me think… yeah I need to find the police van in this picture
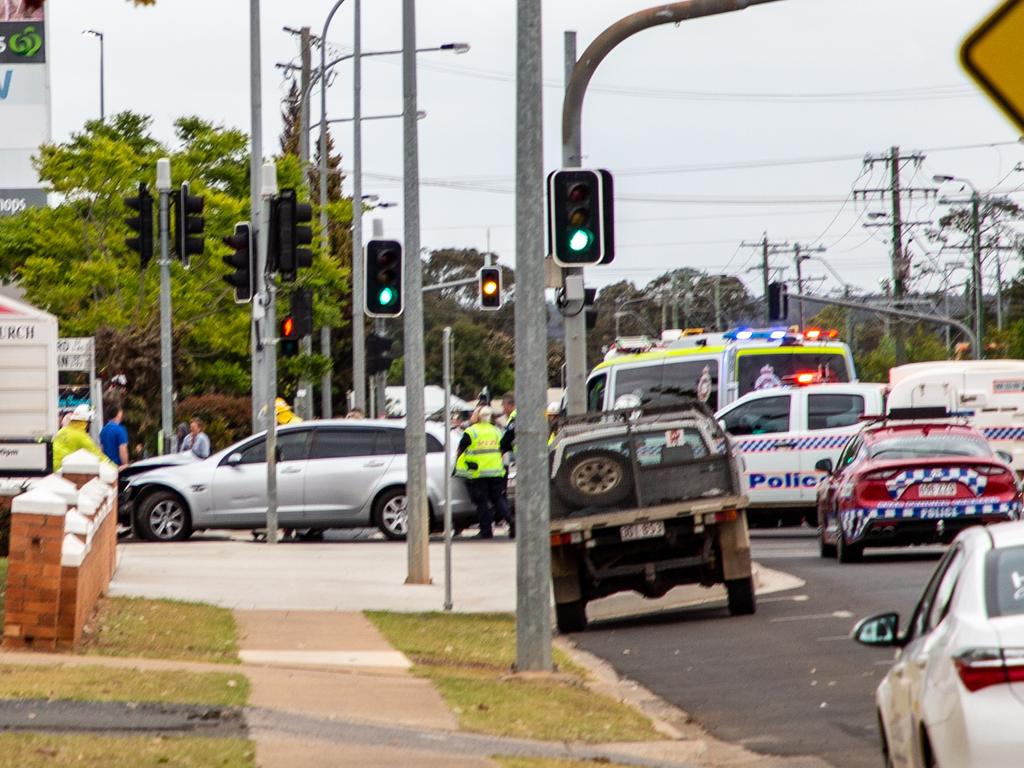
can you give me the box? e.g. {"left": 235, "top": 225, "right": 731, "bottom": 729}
{"left": 888, "top": 360, "right": 1024, "bottom": 474}
{"left": 715, "top": 381, "right": 887, "bottom": 526}
{"left": 586, "top": 326, "right": 858, "bottom": 414}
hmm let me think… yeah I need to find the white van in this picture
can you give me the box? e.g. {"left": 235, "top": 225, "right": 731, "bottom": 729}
{"left": 587, "top": 327, "right": 858, "bottom": 413}
{"left": 888, "top": 360, "right": 1024, "bottom": 473}
{"left": 715, "top": 382, "right": 886, "bottom": 525}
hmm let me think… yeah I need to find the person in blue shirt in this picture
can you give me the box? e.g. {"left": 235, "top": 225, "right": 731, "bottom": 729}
{"left": 99, "top": 404, "right": 129, "bottom": 467}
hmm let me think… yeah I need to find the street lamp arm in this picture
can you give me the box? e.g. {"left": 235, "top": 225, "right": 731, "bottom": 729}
{"left": 561, "top": 0, "right": 784, "bottom": 161}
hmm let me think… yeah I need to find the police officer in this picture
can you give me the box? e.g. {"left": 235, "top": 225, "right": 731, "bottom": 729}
{"left": 455, "top": 406, "right": 510, "bottom": 539}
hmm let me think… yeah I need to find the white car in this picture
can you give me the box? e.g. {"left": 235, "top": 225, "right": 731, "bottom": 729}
{"left": 853, "top": 521, "right": 1024, "bottom": 767}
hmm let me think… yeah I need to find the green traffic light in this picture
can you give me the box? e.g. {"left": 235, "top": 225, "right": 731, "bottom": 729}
{"left": 379, "top": 286, "right": 396, "bottom": 306}
{"left": 568, "top": 228, "right": 593, "bottom": 252}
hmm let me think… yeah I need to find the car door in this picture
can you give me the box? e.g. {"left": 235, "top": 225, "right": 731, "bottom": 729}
{"left": 821, "top": 434, "right": 863, "bottom": 539}
{"left": 719, "top": 393, "right": 796, "bottom": 506}
{"left": 800, "top": 391, "right": 867, "bottom": 504}
{"left": 886, "top": 546, "right": 965, "bottom": 765}
{"left": 209, "top": 428, "right": 311, "bottom": 527}
{"left": 302, "top": 426, "right": 395, "bottom": 526}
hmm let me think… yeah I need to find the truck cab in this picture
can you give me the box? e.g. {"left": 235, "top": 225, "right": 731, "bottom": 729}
{"left": 716, "top": 381, "right": 887, "bottom": 526}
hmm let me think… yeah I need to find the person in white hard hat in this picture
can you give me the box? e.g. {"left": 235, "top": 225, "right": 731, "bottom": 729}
{"left": 52, "top": 404, "right": 112, "bottom": 471}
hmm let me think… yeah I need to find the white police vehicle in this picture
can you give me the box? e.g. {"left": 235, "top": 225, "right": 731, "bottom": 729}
{"left": 716, "top": 380, "right": 886, "bottom": 526}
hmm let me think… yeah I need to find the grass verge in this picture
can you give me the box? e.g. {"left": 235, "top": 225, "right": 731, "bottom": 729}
{"left": 367, "top": 611, "right": 661, "bottom": 744}
{"left": 0, "top": 733, "right": 254, "bottom": 767}
{"left": 0, "top": 664, "right": 248, "bottom": 707}
{"left": 80, "top": 597, "right": 239, "bottom": 664}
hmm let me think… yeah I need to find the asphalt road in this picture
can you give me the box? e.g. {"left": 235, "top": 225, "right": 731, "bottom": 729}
{"left": 574, "top": 527, "right": 945, "bottom": 768}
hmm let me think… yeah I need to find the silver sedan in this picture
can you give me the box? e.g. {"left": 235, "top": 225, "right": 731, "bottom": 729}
{"left": 120, "top": 420, "right": 476, "bottom": 542}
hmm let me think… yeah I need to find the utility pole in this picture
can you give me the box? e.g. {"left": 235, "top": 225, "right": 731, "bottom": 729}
{"left": 297, "top": 27, "right": 315, "bottom": 420}
{"left": 352, "top": 0, "right": 368, "bottom": 416}
{"left": 970, "top": 192, "right": 983, "bottom": 348}
{"left": 713, "top": 275, "right": 722, "bottom": 330}
{"left": 250, "top": 0, "right": 266, "bottom": 431}
{"left": 156, "top": 158, "right": 174, "bottom": 452}
{"left": 789, "top": 243, "right": 825, "bottom": 327}
{"left": 741, "top": 234, "right": 790, "bottom": 325}
{"left": 857, "top": 147, "right": 935, "bottom": 365}
{"left": 261, "top": 162, "right": 279, "bottom": 543}
{"left": 403, "top": 0, "right": 430, "bottom": 585}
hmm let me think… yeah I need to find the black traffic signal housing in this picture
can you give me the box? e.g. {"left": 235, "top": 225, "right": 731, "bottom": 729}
{"left": 272, "top": 188, "right": 313, "bottom": 282}
{"left": 125, "top": 182, "right": 154, "bottom": 268}
{"left": 222, "top": 222, "right": 254, "bottom": 303}
{"left": 367, "top": 333, "right": 394, "bottom": 376}
{"left": 291, "top": 286, "right": 313, "bottom": 338}
{"left": 280, "top": 314, "right": 300, "bottom": 357}
{"left": 547, "top": 168, "right": 614, "bottom": 267}
{"left": 768, "top": 281, "right": 788, "bottom": 322}
{"left": 478, "top": 267, "right": 502, "bottom": 310}
{"left": 584, "top": 287, "right": 598, "bottom": 331}
{"left": 365, "top": 239, "right": 403, "bottom": 317}
{"left": 174, "top": 182, "right": 204, "bottom": 268}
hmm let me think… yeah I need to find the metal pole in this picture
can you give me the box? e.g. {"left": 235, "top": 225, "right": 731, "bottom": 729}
{"left": 971, "top": 193, "right": 983, "bottom": 356}
{"left": 443, "top": 326, "right": 453, "bottom": 612}
{"left": 714, "top": 275, "right": 722, "bottom": 329}
{"left": 516, "top": 0, "right": 552, "bottom": 673}
{"left": 373, "top": 219, "right": 388, "bottom": 418}
{"left": 250, "top": 0, "right": 266, "bottom": 431}
{"left": 352, "top": 0, "right": 368, "bottom": 414}
{"left": 561, "top": 31, "right": 587, "bottom": 417}
{"left": 889, "top": 146, "right": 907, "bottom": 366}
{"left": 996, "top": 253, "right": 1004, "bottom": 331}
{"left": 262, "top": 162, "right": 279, "bottom": 542}
{"left": 156, "top": 158, "right": 173, "bottom": 454}
{"left": 98, "top": 33, "right": 105, "bottom": 122}
{"left": 296, "top": 27, "right": 315, "bottom": 420}
{"left": 403, "top": 0, "right": 430, "bottom": 585}
{"left": 320, "top": 0, "right": 349, "bottom": 423}
{"left": 795, "top": 245, "right": 805, "bottom": 328}
{"left": 320, "top": 327, "right": 332, "bottom": 417}
{"left": 761, "top": 233, "right": 770, "bottom": 325}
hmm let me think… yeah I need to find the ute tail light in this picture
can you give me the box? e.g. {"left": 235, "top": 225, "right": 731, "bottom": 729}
{"left": 975, "top": 465, "right": 1011, "bottom": 477}
{"left": 954, "top": 648, "right": 1024, "bottom": 692}
{"left": 550, "top": 531, "right": 583, "bottom": 547}
{"left": 864, "top": 469, "right": 898, "bottom": 481}
{"left": 714, "top": 509, "right": 738, "bottom": 523}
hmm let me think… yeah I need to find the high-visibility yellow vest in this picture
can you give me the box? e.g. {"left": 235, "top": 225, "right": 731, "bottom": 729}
{"left": 455, "top": 422, "right": 505, "bottom": 479}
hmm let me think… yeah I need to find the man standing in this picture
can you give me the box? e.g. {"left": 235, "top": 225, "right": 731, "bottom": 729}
{"left": 180, "top": 417, "right": 211, "bottom": 459}
{"left": 455, "top": 406, "right": 510, "bottom": 539}
{"left": 499, "top": 392, "right": 516, "bottom": 454}
{"left": 99, "top": 404, "right": 129, "bottom": 467}
{"left": 52, "top": 405, "right": 113, "bottom": 471}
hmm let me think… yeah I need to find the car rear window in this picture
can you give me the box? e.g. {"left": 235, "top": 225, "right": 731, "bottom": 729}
{"left": 868, "top": 435, "right": 992, "bottom": 460}
{"left": 986, "top": 545, "right": 1024, "bottom": 618}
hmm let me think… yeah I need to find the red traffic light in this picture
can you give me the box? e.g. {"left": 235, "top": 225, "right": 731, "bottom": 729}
{"left": 281, "top": 316, "right": 296, "bottom": 338}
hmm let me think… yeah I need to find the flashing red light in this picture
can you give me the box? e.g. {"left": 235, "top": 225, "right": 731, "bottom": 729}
{"left": 281, "top": 316, "right": 295, "bottom": 338}
{"left": 803, "top": 328, "right": 822, "bottom": 340}
{"left": 796, "top": 372, "right": 817, "bottom": 385}
{"left": 827, "top": 329, "right": 839, "bottom": 339}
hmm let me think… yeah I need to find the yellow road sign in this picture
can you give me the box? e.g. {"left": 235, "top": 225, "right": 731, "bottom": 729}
{"left": 962, "top": 0, "right": 1024, "bottom": 133}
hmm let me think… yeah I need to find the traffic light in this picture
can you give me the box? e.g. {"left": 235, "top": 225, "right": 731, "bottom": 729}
{"left": 280, "top": 314, "right": 300, "bottom": 357}
{"left": 547, "top": 168, "right": 614, "bottom": 267}
{"left": 174, "top": 182, "right": 205, "bottom": 268}
{"left": 768, "top": 281, "right": 788, "bottom": 322}
{"left": 222, "top": 222, "right": 254, "bottom": 304}
{"left": 125, "top": 182, "right": 154, "bottom": 268}
{"left": 272, "top": 188, "right": 313, "bottom": 282}
{"left": 365, "top": 239, "right": 404, "bottom": 317}
{"left": 290, "top": 286, "right": 313, "bottom": 337}
{"left": 367, "top": 333, "right": 394, "bottom": 376}
{"left": 478, "top": 267, "right": 502, "bottom": 310}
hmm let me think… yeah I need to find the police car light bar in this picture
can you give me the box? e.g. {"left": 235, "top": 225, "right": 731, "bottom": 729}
{"left": 724, "top": 327, "right": 791, "bottom": 341}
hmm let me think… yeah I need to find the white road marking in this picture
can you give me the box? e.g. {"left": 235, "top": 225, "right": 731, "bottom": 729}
{"left": 770, "top": 610, "right": 854, "bottom": 623}
{"left": 758, "top": 594, "right": 811, "bottom": 604}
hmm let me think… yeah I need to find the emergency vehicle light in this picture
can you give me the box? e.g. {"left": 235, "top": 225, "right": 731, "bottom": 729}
{"left": 723, "top": 327, "right": 791, "bottom": 341}
{"left": 803, "top": 328, "right": 822, "bottom": 340}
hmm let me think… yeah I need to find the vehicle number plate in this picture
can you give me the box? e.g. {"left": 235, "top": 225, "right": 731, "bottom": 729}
{"left": 919, "top": 482, "right": 957, "bottom": 498}
{"left": 620, "top": 521, "right": 666, "bottom": 541}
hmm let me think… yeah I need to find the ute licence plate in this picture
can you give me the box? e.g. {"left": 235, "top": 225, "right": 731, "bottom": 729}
{"left": 919, "top": 482, "right": 958, "bottom": 498}
{"left": 620, "top": 521, "right": 666, "bottom": 542}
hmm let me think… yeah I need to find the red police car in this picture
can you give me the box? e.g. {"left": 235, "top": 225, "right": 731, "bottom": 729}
{"left": 816, "top": 416, "right": 1022, "bottom": 562}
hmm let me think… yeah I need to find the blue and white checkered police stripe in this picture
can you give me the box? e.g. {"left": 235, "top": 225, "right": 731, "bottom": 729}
{"left": 841, "top": 500, "right": 1021, "bottom": 541}
{"left": 734, "top": 435, "right": 851, "bottom": 453}
{"left": 885, "top": 467, "right": 987, "bottom": 499}
{"left": 983, "top": 427, "right": 1024, "bottom": 440}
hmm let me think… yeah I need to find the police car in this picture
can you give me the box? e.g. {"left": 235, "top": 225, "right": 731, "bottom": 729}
{"left": 715, "top": 380, "right": 887, "bottom": 526}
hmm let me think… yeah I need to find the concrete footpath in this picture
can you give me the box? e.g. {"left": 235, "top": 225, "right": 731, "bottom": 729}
{"left": 102, "top": 536, "right": 829, "bottom": 768}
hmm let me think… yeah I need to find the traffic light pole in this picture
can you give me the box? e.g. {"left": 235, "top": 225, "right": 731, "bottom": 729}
{"left": 250, "top": 0, "right": 267, "bottom": 432}
{"left": 374, "top": 317, "right": 387, "bottom": 417}
{"left": 261, "top": 163, "right": 280, "bottom": 543}
{"left": 156, "top": 159, "right": 174, "bottom": 453}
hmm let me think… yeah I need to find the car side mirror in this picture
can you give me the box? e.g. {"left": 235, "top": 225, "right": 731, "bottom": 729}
{"left": 996, "top": 450, "right": 1014, "bottom": 465}
{"left": 226, "top": 452, "right": 243, "bottom": 467}
{"left": 852, "top": 612, "right": 901, "bottom": 647}
{"left": 814, "top": 458, "right": 833, "bottom": 474}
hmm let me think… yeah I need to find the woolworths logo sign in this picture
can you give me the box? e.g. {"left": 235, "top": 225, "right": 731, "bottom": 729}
{"left": 0, "top": 22, "right": 44, "bottom": 63}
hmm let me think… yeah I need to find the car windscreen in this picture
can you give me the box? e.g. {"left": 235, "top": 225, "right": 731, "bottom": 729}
{"left": 613, "top": 358, "right": 719, "bottom": 408}
{"left": 986, "top": 545, "right": 1024, "bottom": 618}
{"left": 868, "top": 436, "right": 992, "bottom": 461}
{"left": 736, "top": 351, "right": 849, "bottom": 396}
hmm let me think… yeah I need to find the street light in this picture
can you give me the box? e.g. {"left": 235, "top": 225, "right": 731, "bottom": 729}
{"left": 82, "top": 29, "right": 104, "bottom": 122}
{"left": 933, "top": 173, "right": 982, "bottom": 359}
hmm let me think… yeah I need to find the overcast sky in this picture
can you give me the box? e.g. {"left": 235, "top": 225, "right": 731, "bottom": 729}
{"left": 47, "top": 0, "right": 1023, "bottom": 301}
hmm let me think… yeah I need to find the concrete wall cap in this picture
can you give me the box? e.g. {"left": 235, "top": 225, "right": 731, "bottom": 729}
{"left": 79, "top": 478, "right": 111, "bottom": 505}
{"left": 64, "top": 510, "right": 91, "bottom": 536}
{"left": 30, "top": 475, "right": 80, "bottom": 505}
{"left": 11, "top": 487, "right": 68, "bottom": 517}
{"left": 98, "top": 463, "right": 118, "bottom": 485}
{"left": 76, "top": 495, "right": 99, "bottom": 518}
{"left": 60, "top": 450, "right": 102, "bottom": 477}
{"left": 61, "top": 533, "right": 86, "bottom": 567}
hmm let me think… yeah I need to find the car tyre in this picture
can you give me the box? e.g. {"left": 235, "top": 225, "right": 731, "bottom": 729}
{"left": 819, "top": 532, "right": 837, "bottom": 559}
{"left": 555, "top": 449, "right": 633, "bottom": 509}
{"left": 554, "top": 599, "right": 588, "bottom": 634}
{"left": 837, "top": 531, "right": 863, "bottom": 563}
{"left": 726, "top": 576, "right": 756, "bottom": 615}
{"left": 373, "top": 488, "right": 409, "bottom": 541}
{"left": 135, "top": 490, "right": 192, "bottom": 542}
